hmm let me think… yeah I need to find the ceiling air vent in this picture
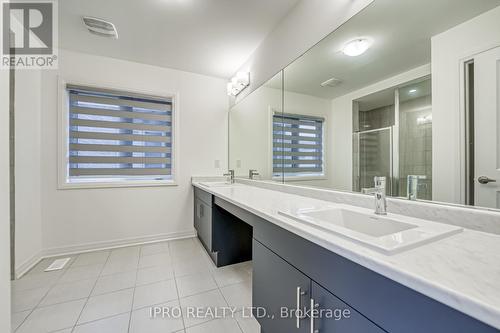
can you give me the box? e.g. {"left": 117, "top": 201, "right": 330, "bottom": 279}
{"left": 82, "top": 16, "right": 118, "bottom": 38}
{"left": 320, "top": 77, "right": 342, "bottom": 88}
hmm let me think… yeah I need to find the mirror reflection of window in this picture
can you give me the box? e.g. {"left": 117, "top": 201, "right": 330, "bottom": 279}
{"left": 273, "top": 114, "right": 324, "bottom": 179}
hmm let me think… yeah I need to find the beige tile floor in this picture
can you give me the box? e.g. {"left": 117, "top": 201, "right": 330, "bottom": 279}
{"left": 11, "top": 238, "right": 260, "bottom": 333}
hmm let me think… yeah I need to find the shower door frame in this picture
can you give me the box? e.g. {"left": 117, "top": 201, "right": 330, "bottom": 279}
{"left": 354, "top": 126, "right": 395, "bottom": 196}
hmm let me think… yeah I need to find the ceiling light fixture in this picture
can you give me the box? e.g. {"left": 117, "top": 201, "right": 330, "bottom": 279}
{"left": 409, "top": 89, "right": 417, "bottom": 94}
{"left": 227, "top": 72, "right": 250, "bottom": 96}
{"left": 342, "top": 38, "right": 372, "bottom": 57}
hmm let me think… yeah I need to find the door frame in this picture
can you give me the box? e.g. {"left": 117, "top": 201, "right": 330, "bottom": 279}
{"left": 458, "top": 43, "right": 500, "bottom": 205}
{"left": 463, "top": 60, "right": 475, "bottom": 206}
{"left": 9, "top": 38, "right": 15, "bottom": 281}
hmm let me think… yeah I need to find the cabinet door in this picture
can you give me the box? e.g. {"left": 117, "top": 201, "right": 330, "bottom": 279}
{"left": 194, "top": 198, "right": 201, "bottom": 231}
{"left": 311, "top": 282, "right": 385, "bottom": 333}
{"left": 195, "top": 198, "right": 212, "bottom": 251}
{"left": 253, "top": 239, "right": 310, "bottom": 333}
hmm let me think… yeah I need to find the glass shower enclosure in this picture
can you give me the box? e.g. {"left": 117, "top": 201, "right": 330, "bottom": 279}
{"left": 352, "top": 77, "right": 432, "bottom": 200}
{"left": 354, "top": 127, "right": 393, "bottom": 195}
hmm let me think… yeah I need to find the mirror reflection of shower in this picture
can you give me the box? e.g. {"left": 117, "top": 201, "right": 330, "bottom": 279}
{"left": 353, "top": 76, "right": 432, "bottom": 200}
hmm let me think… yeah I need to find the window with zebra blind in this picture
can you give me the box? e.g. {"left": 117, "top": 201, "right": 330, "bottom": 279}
{"left": 63, "top": 84, "right": 175, "bottom": 186}
{"left": 273, "top": 113, "right": 324, "bottom": 177}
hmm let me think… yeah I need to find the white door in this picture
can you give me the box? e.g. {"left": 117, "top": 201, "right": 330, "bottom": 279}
{"left": 474, "top": 47, "right": 500, "bottom": 209}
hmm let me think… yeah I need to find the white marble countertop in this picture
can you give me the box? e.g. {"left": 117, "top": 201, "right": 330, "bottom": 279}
{"left": 192, "top": 181, "right": 500, "bottom": 330}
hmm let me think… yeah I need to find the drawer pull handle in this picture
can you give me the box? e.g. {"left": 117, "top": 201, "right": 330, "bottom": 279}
{"left": 296, "top": 287, "right": 306, "bottom": 328}
{"left": 310, "top": 298, "right": 319, "bottom": 333}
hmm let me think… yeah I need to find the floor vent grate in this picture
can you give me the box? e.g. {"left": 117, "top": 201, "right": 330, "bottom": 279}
{"left": 44, "top": 258, "right": 72, "bottom": 272}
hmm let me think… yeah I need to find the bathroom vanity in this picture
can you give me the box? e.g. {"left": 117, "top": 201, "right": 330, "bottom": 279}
{"left": 194, "top": 186, "right": 252, "bottom": 266}
{"left": 216, "top": 1, "right": 500, "bottom": 332}
{"left": 192, "top": 181, "right": 500, "bottom": 333}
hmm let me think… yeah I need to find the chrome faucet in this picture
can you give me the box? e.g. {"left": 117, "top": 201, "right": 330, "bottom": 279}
{"left": 249, "top": 169, "right": 259, "bottom": 180}
{"left": 407, "top": 175, "right": 427, "bottom": 201}
{"left": 223, "top": 169, "right": 235, "bottom": 184}
{"left": 362, "top": 176, "right": 387, "bottom": 215}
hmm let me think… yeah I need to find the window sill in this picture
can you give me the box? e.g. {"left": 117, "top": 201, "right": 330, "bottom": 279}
{"left": 58, "top": 179, "right": 178, "bottom": 190}
{"left": 276, "top": 175, "right": 327, "bottom": 182}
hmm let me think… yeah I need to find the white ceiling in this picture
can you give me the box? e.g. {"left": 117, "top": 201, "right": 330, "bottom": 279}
{"left": 59, "top": 0, "right": 300, "bottom": 78}
{"left": 283, "top": 0, "right": 500, "bottom": 99}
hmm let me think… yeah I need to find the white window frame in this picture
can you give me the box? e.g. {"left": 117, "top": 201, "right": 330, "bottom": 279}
{"left": 57, "top": 77, "right": 180, "bottom": 189}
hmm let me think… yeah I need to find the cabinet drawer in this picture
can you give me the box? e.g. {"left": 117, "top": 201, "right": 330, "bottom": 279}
{"left": 194, "top": 187, "right": 212, "bottom": 207}
{"left": 195, "top": 198, "right": 212, "bottom": 251}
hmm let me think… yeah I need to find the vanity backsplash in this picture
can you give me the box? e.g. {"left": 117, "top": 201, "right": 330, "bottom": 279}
{"left": 235, "top": 178, "right": 500, "bottom": 235}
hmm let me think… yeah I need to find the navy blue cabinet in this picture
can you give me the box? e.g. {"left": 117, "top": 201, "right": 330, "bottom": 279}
{"left": 253, "top": 239, "right": 310, "bottom": 333}
{"left": 311, "top": 281, "right": 385, "bottom": 333}
{"left": 194, "top": 193, "right": 500, "bottom": 333}
{"left": 194, "top": 188, "right": 213, "bottom": 252}
{"left": 254, "top": 239, "right": 386, "bottom": 333}
{"left": 194, "top": 188, "right": 252, "bottom": 267}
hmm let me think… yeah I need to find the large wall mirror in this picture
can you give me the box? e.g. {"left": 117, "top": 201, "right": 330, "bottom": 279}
{"left": 229, "top": 71, "right": 283, "bottom": 182}
{"left": 229, "top": 0, "right": 500, "bottom": 211}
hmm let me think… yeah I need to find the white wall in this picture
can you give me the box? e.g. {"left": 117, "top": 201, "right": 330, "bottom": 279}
{"left": 15, "top": 70, "right": 43, "bottom": 276}
{"left": 431, "top": 5, "right": 500, "bottom": 204}
{"left": 38, "top": 50, "right": 228, "bottom": 255}
{"left": 233, "top": 0, "right": 374, "bottom": 103}
{"left": 330, "top": 65, "right": 431, "bottom": 191}
{"left": 0, "top": 69, "right": 11, "bottom": 332}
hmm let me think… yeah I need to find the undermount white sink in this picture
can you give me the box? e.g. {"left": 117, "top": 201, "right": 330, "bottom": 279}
{"left": 279, "top": 207, "right": 463, "bottom": 254}
{"left": 303, "top": 209, "right": 417, "bottom": 237}
{"left": 199, "top": 181, "right": 239, "bottom": 188}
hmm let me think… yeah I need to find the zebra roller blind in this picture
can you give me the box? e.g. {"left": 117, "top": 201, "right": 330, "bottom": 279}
{"left": 273, "top": 113, "right": 324, "bottom": 176}
{"left": 67, "top": 85, "right": 173, "bottom": 181}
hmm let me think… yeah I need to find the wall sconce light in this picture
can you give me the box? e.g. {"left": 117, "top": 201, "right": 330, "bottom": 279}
{"left": 227, "top": 72, "right": 250, "bottom": 96}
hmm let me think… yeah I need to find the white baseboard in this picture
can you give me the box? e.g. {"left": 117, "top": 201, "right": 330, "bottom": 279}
{"left": 16, "top": 230, "right": 197, "bottom": 279}
{"left": 42, "top": 230, "right": 197, "bottom": 257}
{"left": 15, "top": 251, "right": 43, "bottom": 279}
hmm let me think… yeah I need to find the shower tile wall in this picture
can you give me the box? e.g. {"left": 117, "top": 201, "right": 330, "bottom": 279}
{"left": 399, "top": 95, "right": 432, "bottom": 200}
{"left": 359, "top": 105, "right": 395, "bottom": 131}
